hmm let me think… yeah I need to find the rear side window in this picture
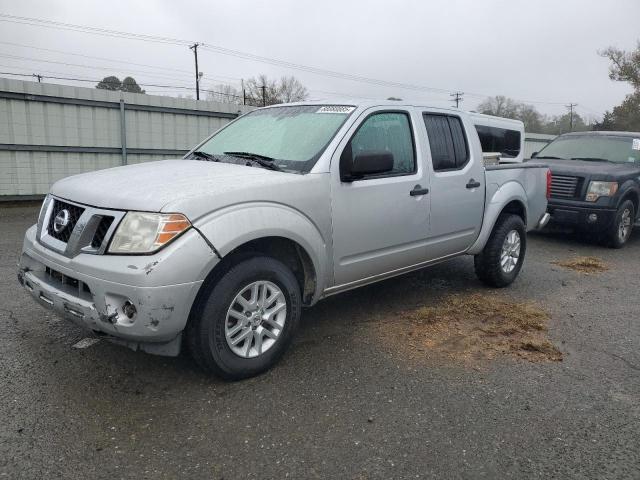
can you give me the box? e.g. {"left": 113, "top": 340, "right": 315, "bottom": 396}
{"left": 475, "top": 125, "right": 521, "bottom": 158}
{"left": 423, "top": 114, "right": 469, "bottom": 171}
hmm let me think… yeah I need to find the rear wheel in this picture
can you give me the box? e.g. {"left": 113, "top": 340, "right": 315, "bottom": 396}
{"left": 603, "top": 199, "right": 634, "bottom": 249}
{"left": 474, "top": 213, "right": 526, "bottom": 288}
{"left": 187, "top": 256, "right": 301, "bottom": 380}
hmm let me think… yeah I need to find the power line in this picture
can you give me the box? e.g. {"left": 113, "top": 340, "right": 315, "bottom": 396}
{"left": 0, "top": 40, "right": 194, "bottom": 75}
{"left": 0, "top": 13, "right": 573, "bottom": 107}
{"left": 0, "top": 70, "right": 244, "bottom": 98}
{"left": 0, "top": 52, "right": 195, "bottom": 83}
{"left": 0, "top": 13, "right": 194, "bottom": 45}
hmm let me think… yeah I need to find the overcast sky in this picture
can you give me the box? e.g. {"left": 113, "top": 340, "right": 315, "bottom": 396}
{"left": 0, "top": 0, "right": 638, "bottom": 120}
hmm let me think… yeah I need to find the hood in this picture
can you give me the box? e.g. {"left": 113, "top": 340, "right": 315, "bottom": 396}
{"left": 535, "top": 158, "right": 640, "bottom": 178}
{"left": 50, "top": 159, "right": 302, "bottom": 217}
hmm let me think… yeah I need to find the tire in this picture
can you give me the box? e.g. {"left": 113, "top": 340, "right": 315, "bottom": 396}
{"left": 474, "top": 213, "right": 526, "bottom": 288}
{"left": 603, "top": 199, "right": 634, "bottom": 249}
{"left": 186, "top": 256, "right": 301, "bottom": 380}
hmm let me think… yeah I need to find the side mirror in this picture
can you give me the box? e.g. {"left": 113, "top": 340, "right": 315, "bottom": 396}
{"left": 340, "top": 147, "right": 394, "bottom": 181}
{"left": 531, "top": 151, "right": 539, "bottom": 158}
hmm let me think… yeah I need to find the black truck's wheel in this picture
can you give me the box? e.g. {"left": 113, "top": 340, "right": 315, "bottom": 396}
{"left": 474, "top": 213, "right": 526, "bottom": 288}
{"left": 604, "top": 199, "right": 634, "bottom": 249}
{"left": 186, "top": 256, "right": 301, "bottom": 380}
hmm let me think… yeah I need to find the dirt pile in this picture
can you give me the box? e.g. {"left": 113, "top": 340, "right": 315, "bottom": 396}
{"left": 377, "top": 293, "right": 562, "bottom": 364}
{"left": 552, "top": 256, "right": 608, "bottom": 274}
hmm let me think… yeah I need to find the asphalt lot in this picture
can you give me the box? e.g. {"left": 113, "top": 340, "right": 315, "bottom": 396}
{"left": 1, "top": 205, "right": 639, "bottom": 479}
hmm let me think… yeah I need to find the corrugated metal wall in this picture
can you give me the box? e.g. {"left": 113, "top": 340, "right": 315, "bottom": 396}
{"left": 524, "top": 133, "right": 556, "bottom": 159}
{"left": 0, "top": 78, "right": 254, "bottom": 199}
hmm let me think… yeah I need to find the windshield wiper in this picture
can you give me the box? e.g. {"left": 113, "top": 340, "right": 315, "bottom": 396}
{"left": 535, "top": 155, "right": 566, "bottom": 160}
{"left": 223, "top": 151, "right": 283, "bottom": 172}
{"left": 571, "top": 157, "right": 612, "bottom": 162}
{"left": 189, "top": 150, "right": 219, "bottom": 162}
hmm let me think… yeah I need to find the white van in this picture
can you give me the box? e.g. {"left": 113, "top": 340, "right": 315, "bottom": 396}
{"left": 469, "top": 112, "right": 525, "bottom": 164}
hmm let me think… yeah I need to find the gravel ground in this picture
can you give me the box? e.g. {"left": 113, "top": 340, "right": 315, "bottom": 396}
{"left": 1, "top": 205, "right": 639, "bottom": 479}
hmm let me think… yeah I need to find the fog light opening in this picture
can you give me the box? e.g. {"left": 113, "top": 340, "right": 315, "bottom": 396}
{"left": 122, "top": 301, "right": 137, "bottom": 319}
{"left": 587, "top": 213, "right": 598, "bottom": 223}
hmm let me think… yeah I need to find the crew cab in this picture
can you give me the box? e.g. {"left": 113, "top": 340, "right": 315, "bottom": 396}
{"left": 18, "top": 101, "right": 550, "bottom": 379}
{"left": 534, "top": 131, "right": 640, "bottom": 247}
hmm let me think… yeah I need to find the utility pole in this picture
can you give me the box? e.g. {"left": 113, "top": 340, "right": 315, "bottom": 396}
{"left": 189, "top": 43, "right": 201, "bottom": 100}
{"left": 33, "top": 73, "right": 42, "bottom": 82}
{"left": 241, "top": 79, "right": 246, "bottom": 106}
{"left": 566, "top": 103, "right": 577, "bottom": 131}
{"left": 450, "top": 92, "right": 464, "bottom": 108}
{"left": 260, "top": 85, "right": 267, "bottom": 107}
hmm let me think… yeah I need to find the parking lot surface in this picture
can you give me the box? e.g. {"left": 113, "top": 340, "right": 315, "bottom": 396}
{"left": 1, "top": 205, "right": 639, "bottom": 479}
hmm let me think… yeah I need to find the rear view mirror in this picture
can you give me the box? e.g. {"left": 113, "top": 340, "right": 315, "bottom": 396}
{"left": 340, "top": 148, "right": 394, "bottom": 181}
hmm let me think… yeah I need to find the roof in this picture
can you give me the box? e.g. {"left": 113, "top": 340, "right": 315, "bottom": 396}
{"left": 274, "top": 98, "right": 466, "bottom": 114}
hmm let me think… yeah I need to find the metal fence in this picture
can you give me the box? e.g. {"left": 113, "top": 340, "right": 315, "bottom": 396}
{"left": 0, "top": 78, "right": 254, "bottom": 199}
{"left": 524, "top": 133, "right": 556, "bottom": 159}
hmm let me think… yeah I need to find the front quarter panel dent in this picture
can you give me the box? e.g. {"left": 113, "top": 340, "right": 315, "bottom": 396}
{"left": 194, "top": 203, "right": 328, "bottom": 301}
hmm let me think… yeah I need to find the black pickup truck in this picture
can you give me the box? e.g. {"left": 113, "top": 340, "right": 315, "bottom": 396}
{"left": 533, "top": 131, "right": 640, "bottom": 248}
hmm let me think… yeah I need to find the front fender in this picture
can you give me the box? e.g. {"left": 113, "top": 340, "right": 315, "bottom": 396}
{"left": 616, "top": 181, "right": 640, "bottom": 209}
{"left": 193, "top": 202, "right": 329, "bottom": 301}
{"left": 467, "top": 181, "right": 528, "bottom": 255}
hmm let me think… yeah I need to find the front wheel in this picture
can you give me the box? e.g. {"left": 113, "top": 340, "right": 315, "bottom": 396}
{"left": 186, "top": 256, "right": 301, "bottom": 380}
{"left": 603, "top": 199, "right": 634, "bottom": 249}
{"left": 474, "top": 213, "right": 526, "bottom": 288}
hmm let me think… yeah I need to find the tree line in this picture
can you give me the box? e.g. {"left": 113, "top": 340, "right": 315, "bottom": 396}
{"left": 94, "top": 73, "right": 308, "bottom": 105}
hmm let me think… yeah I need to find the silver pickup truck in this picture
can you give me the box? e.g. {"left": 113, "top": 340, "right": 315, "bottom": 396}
{"left": 18, "top": 101, "right": 550, "bottom": 379}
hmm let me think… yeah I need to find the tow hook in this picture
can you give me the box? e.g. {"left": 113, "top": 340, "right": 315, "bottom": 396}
{"left": 101, "top": 312, "right": 118, "bottom": 324}
{"left": 122, "top": 301, "right": 137, "bottom": 319}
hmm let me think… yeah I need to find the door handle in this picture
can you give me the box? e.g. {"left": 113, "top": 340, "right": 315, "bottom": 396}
{"left": 410, "top": 185, "right": 429, "bottom": 196}
{"left": 466, "top": 179, "right": 481, "bottom": 189}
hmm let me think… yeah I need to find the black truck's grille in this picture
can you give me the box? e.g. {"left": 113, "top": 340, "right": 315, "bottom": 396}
{"left": 550, "top": 175, "right": 579, "bottom": 199}
{"left": 46, "top": 200, "right": 85, "bottom": 243}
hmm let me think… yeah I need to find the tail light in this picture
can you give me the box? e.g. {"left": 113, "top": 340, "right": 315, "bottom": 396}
{"left": 546, "top": 169, "right": 552, "bottom": 199}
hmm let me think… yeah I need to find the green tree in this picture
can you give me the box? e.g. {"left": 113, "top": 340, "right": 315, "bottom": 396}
{"left": 596, "top": 42, "right": 640, "bottom": 131}
{"left": 595, "top": 92, "right": 640, "bottom": 131}
{"left": 540, "top": 112, "right": 590, "bottom": 135}
{"left": 95, "top": 75, "right": 145, "bottom": 94}
{"left": 95, "top": 76, "right": 121, "bottom": 91}
{"left": 121, "top": 76, "right": 145, "bottom": 94}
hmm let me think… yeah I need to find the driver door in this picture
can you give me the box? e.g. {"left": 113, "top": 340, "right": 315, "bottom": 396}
{"left": 330, "top": 109, "right": 431, "bottom": 287}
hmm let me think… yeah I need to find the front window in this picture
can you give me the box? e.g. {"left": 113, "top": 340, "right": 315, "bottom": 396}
{"left": 537, "top": 135, "right": 640, "bottom": 164}
{"left": 195, "top": 105, "right": 355, "bottom": 173}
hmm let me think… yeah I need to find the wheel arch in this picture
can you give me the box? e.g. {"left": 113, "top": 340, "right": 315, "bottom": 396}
{"left": 618, "top": 186, "right": 639, "bottom": 216}
{"left": 467, "top": 182, "right": 528, "bottom": 255}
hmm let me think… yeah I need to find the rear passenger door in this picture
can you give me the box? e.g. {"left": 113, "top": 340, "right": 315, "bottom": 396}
{"left": 422, "top": 113, "right": 484, "bottom": 257}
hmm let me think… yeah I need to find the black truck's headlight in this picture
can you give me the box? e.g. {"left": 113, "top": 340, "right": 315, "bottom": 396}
{"left": 585, "top": 181, "right": 618, "bottom": 202}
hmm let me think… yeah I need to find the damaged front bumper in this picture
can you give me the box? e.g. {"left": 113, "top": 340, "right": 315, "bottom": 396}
{"left": 18, "top": 225, "right": 217, "bottom": 356}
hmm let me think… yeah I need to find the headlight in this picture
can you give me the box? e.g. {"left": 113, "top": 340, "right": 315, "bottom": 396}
{"left": 585, "top": 181, "right": 618, "bottom": 202}
{"left": 108, "top": 212, "right": 191, "bottom": 254}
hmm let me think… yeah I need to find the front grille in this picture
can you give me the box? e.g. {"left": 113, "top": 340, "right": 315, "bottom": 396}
{"left": 91, "top": 216, "right": 114, "bottom": 248}
{"left": 46, "top": 200, "right": 85, "bottom": 243}
{"left": 44, "top": 266, "right": 92, "bottom": 298}
{"left": 550, "top": 174, "right": 579, "bottom": 199}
